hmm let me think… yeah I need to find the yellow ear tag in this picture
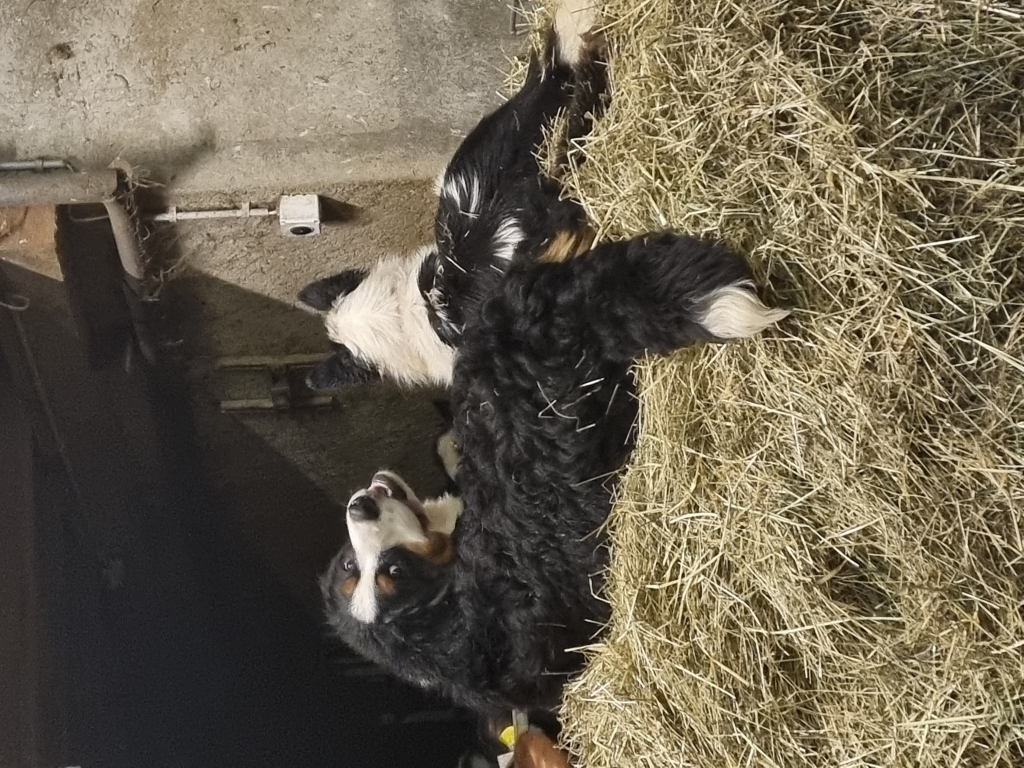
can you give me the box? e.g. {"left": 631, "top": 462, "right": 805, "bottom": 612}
{"left": 498, "top": 725, "right": 516, "bottom": 749}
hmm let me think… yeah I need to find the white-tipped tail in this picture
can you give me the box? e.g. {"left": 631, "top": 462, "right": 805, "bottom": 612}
{"left": 696, "top": 284, "right": 789, "bottom": 340}
{"left": 552, "top": 0, "right": 599, "bottom": 67}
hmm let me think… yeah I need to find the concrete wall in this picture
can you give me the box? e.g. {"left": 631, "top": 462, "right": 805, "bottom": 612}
{"left": 2, "top": 0, "right": 518, "bottom": 193}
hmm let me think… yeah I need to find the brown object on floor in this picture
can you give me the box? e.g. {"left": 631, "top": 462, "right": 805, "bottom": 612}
{"left": 0, "top": 206, "right": 61, "bottom": 281}
{"left": 513, "top": 730, "right": 570, "bottom": 768}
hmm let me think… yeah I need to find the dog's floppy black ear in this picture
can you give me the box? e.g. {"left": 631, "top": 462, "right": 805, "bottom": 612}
{"left": 297, "top": 270, "right": 367, "bottom": 311}
{"left": 306, "top": 345, "right": 380, "bottom": 390}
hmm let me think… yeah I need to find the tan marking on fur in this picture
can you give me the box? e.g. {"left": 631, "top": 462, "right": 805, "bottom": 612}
{"left": 339, "top": 575, "right": 357, "bottom": 598}
{"left": 400, "top": 532, "right": 456, "bottom": 567}
{"left": 537, "top": 225, "right": 596, "bottom": 263}
{"left": 375, "top": 573, "right": 396, "bottom": 595}
{"left": 573, "top": 224, "right": 597, "bottom": 256}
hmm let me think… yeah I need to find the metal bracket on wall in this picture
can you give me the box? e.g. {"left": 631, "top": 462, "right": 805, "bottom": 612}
{"left": 213, "top": 354, "right": 335, "bottom": 412}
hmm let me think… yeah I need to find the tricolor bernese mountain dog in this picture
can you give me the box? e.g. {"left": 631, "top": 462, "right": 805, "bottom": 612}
{"left": 321, "top": 232, "right": 789, "bottom": 714}
{"left": 298, "top": 0, "right": 606, "bottom": 390}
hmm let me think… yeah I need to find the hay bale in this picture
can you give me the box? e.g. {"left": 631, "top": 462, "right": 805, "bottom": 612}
{"left": 531, "top": 0, "right": 1024, "bottom": 765}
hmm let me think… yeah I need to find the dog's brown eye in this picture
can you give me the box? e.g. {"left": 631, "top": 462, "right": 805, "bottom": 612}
{"left": 343, "top": 557, "right": 357, "bottom": 573}
{"left": 388, "top": 564, "right": 402, "bottom": 578}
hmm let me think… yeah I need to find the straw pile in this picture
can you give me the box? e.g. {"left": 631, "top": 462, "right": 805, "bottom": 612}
{"left": 526, "top": 0, "right": 1024, "bottom": 765}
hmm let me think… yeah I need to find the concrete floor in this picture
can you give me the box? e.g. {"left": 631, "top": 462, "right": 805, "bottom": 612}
{"left": 2, "top": 0, "right": 522, "bottom": 513}
{"left": 1, "top": 0, "right": 518, "bottom": 193}
{"left": 1, "top": 0, "right": 523, "bottom": 545}
{"left": 168, "top": 173, "right": 455, "bottom": 541}
{"left": 171, "top": 178, "right": 438, "bottom": 359}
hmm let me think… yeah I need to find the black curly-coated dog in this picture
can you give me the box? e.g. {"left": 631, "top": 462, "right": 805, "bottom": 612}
{"left": 299, "top": 0, "right": 606, "bottom": 390}
{"left": 321, "top": 233, "right": 788, "bottom": 714}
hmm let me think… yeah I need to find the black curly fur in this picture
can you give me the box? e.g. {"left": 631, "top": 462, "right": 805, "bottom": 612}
{"left": 323, "top": 234, "right": 775, "bottom": 714}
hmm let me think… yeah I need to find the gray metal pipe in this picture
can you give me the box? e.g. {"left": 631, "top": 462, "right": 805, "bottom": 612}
{"left": 101, "top": 197, "right": 144, "bottom": 282}
{"left": 0, "top": 159, "right": 72, "bottom": 172}
{"left": 0, "top": 166, "right": 157, "bottom": 366}
{"left": 0, "top": 169, "right": 119, "bottom": 206}
{"left": 0, "top": 168, "right": 142, "bottom": 280}
{"left": 150, "top": 203, "right": 275, "bottom": 222}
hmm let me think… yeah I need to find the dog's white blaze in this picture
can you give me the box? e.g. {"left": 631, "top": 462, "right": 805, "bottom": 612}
{"left": 491, "top": 217, "right": 524, "bottom": 263}
{"left": 467, "top": 176, "right": 481, "bottom": 215}
{"left": 346, "top": 491, "right": 430, "bottom": 624}
{"left": 324, "top": 246, "right": 456, "bottom": 386}
{"left": 696, "top": 283, "right": 790, "bottom": 339}
{"left": 553, "top": 0, "right": 598, "bottom": 67}
{"left": 348, "top": 551, "right": 379, "bottom": 624}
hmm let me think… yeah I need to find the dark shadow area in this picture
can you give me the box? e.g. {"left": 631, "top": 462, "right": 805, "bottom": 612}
{"left": 59, "top": 203, "right": 136, "bottom": 368}
{"left": 320, "top": 196, "right": 362, "bottom": 224}
{"left": 164, "top": 270, "right": 453, "bottom": 617}
{"left": 0, "top": 206, "right": 474, "bottom": 768}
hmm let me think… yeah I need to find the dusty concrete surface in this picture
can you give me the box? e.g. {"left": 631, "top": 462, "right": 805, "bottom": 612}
{"left": 1, "top": 0, "right": 519, "bottom": 193}
{"left": 168, "top": 177, "right": 437, "bottom": 358}
{"left": 168, "top": 176, "right": 449, "bottom": 509}
{"left": 2, "top": 0, "right": 517, "bottom": 516}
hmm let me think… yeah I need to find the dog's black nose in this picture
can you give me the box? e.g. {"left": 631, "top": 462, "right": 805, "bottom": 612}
{"left": 348, "top": 494, "right": 380, "bottom": 522}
